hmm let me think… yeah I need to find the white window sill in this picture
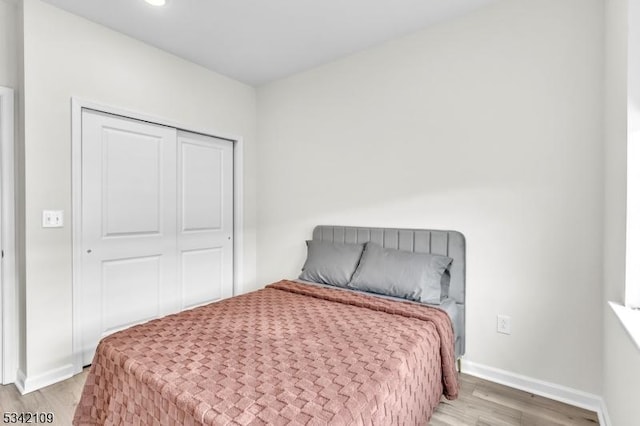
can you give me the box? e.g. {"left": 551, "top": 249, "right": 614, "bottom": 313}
{"left": 609, "top": 301, "right": 640, "bottom": 352}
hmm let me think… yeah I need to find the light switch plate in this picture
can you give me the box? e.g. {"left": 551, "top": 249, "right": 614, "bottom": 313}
{"left": 42, "top": 210, "right": 64, "bottom": 228}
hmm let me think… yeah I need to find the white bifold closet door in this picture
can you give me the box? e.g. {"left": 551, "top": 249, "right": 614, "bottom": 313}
{"left": 80, "top": 110, "right": 233, "bottom": 366}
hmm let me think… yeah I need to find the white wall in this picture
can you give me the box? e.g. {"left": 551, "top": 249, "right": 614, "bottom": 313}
{"left": 19, "top": 0, "right": 257, "bottom": 386}
{"left": 257, "top": 0, "right": 603, "bottom": 395}
{"left": 0, "top": 0, "right": 17, "bottom": 89}
{"left": 603, "top": 0, "right": 640, "bottom": 424}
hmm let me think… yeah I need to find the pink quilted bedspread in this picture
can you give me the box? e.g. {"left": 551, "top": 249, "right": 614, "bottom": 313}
{"left": 74, "top": 280, "right": 458, "bottom": 425}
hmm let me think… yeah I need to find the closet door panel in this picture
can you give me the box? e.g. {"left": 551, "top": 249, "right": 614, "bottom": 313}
{"left": 80, "top": 110, "right": 178, "bottom": 366}
{"left": 177, "top": 131, "right": 233, "bottom": 309}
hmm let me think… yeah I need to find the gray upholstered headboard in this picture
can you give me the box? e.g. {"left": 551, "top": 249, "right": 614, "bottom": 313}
{"left": 312, "top": 225, "right": 466, "bottom": 357}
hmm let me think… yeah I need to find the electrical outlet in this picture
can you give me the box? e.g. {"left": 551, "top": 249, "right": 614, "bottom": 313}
{"left": 497, "top": 315, "right": 511, "bottom": 335}
{"left": 42, "top": 210, "right": 64, "bottom": 228}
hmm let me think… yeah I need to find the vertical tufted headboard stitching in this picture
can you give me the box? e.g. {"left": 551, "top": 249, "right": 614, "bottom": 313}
{"left": 312, "top": 225, "right": 466, "bottom": 357}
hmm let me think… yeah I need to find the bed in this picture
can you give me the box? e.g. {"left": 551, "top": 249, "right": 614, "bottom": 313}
{"left": 74, "top": 226, "right": 465, "bottom": 425}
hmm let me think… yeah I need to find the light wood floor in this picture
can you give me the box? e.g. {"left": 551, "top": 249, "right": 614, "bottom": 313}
{"left": 0, "top": 371, "right": 86, "bottom": 425}
{"left": 431, "top": 374, "right": 598, "bottom": 425}
{"left": 0, "top": 370, "right": 598, "bottom": 425}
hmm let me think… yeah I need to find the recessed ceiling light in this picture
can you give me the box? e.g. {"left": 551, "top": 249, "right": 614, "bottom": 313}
{"left": 145, "top": 0, "right": 166, "bottom": 6}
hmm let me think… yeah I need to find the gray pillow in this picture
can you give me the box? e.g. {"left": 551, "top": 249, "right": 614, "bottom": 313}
{"left": 347, "top": 242, "right": 453, "bottom": 304}
{"left": 299, "top": 240, "right": 365, "bottom": 287}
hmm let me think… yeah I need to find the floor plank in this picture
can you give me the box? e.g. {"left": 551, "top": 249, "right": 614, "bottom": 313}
{"left": 0, "top": 371, "right": 598, "bottom": 425}
{"left": 431, "top": 374, "right": 599, "bottom": 425}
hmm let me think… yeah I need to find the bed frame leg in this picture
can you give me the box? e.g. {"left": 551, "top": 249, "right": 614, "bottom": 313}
{"left": 457, "top": 358, "right": 461, "bottom": 373}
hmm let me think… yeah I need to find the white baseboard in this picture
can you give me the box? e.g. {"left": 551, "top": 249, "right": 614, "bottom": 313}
{"left": 14, "top": 369, "right": 26, "bottom": 394}
{"left": 460, "top": 359, "right": 610, "bottom": 426}
{"left": 14, "top": 364, "right": 74, "bottom": 395}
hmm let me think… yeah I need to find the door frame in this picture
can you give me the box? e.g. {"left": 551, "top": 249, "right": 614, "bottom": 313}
{"left": 70, "top": 97, "right": 244, "bottom": 374}
{"left": 0, "top": 87, "right": 16, "bottom": 384}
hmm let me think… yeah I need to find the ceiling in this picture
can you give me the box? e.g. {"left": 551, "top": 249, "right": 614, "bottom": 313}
{"left": 41, "top": 0, "right": 497, "bottom": 86}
